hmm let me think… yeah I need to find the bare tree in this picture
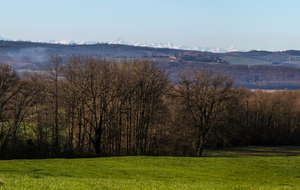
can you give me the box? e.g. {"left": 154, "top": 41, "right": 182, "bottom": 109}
{"left": 126, "top": 60, "right": 169, "bottom": 155}
{"left": 45, "top": 55, "right": 63, "bottom": 156}
{"left": 176, "top": 70, "right": 235, "bottom": 156}
{"left": 0, "top": 63, "right": 20, "bottom": 158}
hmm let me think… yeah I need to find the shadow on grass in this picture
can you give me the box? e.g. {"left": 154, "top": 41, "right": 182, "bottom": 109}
{"left": 0, "top": 169, "right": 80, "bottom": 179}
{"left": 204, "top": 146, "right": 300, "bottom": 157}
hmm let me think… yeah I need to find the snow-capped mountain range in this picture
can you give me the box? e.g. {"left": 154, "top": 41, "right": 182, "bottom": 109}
{"left": 108, "top": 38, "right": 238, "bottom": 53}
{"left": 0, "top": 36, "right": 238, "bottom": 53}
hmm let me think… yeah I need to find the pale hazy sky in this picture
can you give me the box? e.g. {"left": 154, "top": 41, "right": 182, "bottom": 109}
{"left": 2, "top": 0, "right": 300, "bottom": 51}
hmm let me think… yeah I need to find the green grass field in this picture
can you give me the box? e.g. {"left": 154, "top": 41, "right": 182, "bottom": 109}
{"left": 0, "top": 147, "right": 299, "bottom": 190}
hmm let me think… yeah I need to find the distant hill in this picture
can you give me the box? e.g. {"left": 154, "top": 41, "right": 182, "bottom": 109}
{"left": 1, "top": 40, "right": 300, "bottom": 89}
{"left": 219, "top": 50, "right": 300, "bottom": 67}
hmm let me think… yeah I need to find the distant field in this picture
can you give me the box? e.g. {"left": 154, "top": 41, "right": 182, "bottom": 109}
{"left": 0, "top": 146, "right": 299, "bottom": 190}
{"left": 220, "top": 56, "right": 272, "bottom": 65}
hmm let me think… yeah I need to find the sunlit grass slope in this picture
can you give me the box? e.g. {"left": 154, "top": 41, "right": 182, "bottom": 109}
{"left": 0, "top": 147, "right": 299, "bottom": 189}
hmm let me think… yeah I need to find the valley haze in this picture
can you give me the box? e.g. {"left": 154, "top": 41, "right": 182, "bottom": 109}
{"left": 1, "top": 39, "right": 300, "bottom": 90}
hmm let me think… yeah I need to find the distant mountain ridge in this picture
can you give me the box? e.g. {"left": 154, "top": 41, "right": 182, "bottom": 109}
{"left": 0, "top": 36, "right": 11, "bottom": 41}
{"left": 0, "top": 36, "right": 238, "bottom": 53}
{"left": 108, "top": 38, "right": 238, "bottom": 53}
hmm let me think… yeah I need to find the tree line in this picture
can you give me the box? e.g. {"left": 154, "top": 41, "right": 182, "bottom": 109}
{"left": 0, "top": 56, "right": 300, "bottom": 159}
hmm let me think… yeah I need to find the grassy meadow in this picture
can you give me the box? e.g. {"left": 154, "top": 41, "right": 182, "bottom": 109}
{"left": 0, "top": 147, "right": 299, "bottom": 190}
{"left": 219, "top": 56, "right": 272, "bottom": 65}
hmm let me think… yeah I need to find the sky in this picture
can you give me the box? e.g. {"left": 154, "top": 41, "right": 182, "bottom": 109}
{"left": 1, "top": 0, "right": 300, "bottom": 51}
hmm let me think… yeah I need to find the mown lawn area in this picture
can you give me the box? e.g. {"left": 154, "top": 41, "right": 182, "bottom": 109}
{"left": 0, "top": 147, "right": 299, "bottom": 189}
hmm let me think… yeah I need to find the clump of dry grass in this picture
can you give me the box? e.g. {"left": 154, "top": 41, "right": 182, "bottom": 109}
{"left": 0, "top": 179, "right": 5, "bottom": 186}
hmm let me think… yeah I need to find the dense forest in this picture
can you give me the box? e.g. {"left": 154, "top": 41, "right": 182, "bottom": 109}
{"left": 0, "top": 56, "right": 300, "bottom": 159}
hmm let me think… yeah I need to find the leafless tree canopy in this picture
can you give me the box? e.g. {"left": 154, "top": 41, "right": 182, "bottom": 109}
{"left": 0, "top": 57, "right": 300, "bottom": 159}
{"left": 176, "top": 70, "right": 236, "bottom": 156}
